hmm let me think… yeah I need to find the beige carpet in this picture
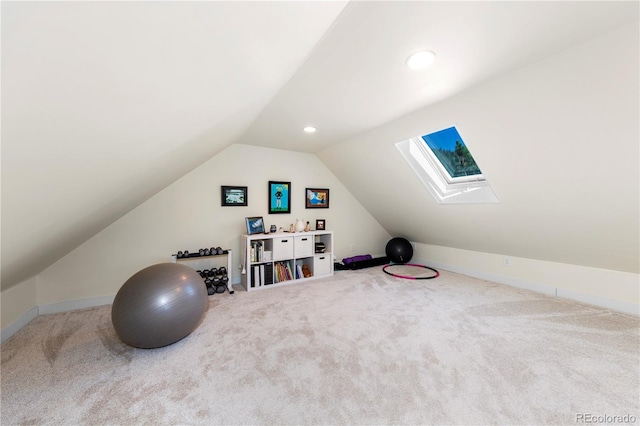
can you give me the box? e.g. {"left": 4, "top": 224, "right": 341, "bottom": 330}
{"left": 1, "top": 268, "right": 639, "bottom": 425}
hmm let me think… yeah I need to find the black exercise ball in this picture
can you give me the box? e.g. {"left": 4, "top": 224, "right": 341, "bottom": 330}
{"left": 385, "top": 237, "right": 413, "bottom": 264}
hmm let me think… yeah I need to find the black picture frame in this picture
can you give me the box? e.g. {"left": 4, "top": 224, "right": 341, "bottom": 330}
{"left": 316, "top": 219, "right": 326, "bottom": 231}
{"left": 305, "top": 188, "right": 329, "bottom": 208}
{"left": 245, "top": 216, "right": 265, "bottom": 235}
{"left": 268, "top": 181, "right": 291, "bottom": 214}
{"left": 221, "top": 186, "right": 247, "bottom": 206}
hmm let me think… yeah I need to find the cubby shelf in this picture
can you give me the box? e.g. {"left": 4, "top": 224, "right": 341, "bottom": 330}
{"left": 241, "top": 231, "right": 333, "bottom": 291}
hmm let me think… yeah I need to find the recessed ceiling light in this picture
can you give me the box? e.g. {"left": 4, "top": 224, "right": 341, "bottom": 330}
{"left": 303, "top": 126, "right": 317, "bottom": 133}
{"left": 405, "top": 50, "right": 436, "bottom": 70}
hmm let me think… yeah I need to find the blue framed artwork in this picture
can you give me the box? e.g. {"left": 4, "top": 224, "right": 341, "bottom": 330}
{"left": 245, "top": 216, "right": 265, "bottom": 235}
{"left": 268, "top": 181, "right": 290, "bottom": 214}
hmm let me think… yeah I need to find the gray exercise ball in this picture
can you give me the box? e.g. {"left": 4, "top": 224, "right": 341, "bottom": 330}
{"left": 112, "top": 263, "right": 208, "bottom": 349}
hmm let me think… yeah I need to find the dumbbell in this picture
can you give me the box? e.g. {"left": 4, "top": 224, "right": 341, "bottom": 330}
{"left": 214, "top": 267, "right": 228, "bottom": 282}
{"left": 204, "top": 279, "right": 215, "bottom": 295}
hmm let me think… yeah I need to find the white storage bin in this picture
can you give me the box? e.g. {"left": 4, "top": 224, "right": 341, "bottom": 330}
{"left": 272, "top": 237, "right": 294, "bottom": 260}
{"left": 314, "top": 254, "right": 331, "bottom": 276}
{"left": 294, "top": 235, "right": 314, "bottom": 258}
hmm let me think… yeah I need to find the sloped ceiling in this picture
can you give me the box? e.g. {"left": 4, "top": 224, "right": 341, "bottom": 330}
{"left": 238, "top": 1, "right": 639, "bottom": 152}
{"left": 1, "top": 0, "right": 349, "bottom": 289}
{"left": 2, "top": 1, "right": 638, "bottom": 290}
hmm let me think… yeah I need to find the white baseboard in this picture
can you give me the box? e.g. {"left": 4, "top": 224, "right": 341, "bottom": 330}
{"left": 33, "top": 278, "right": 242, "bottom": 317}
{"left": 1, "top": 306, "right": 39, "bottom": 344}
{"left": 2, "top": 279, "right": 246, "bottom": 343}
{"left": 556, "top": 288, "right": 639, "bottom": 316}
{"left": 1, "top": 295, "right": 115, "bottom": 344}
{"left": 423, "top": 258, "right": 557, "bottom": 296}
{"left": 38, "top": 295, "right": 116, "bottom": 315}
{"left": 416, "top": 257, "right": 639, "bottom": 316}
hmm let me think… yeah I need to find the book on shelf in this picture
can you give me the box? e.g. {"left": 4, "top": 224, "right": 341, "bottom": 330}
{"left": 285, "top": 262, "right": 293, "bottom": 281}
{"left": 274, "top": 261, "right": 293, "bottom": 283}
{"left": 296, "top": 264, "right": 303, "bottom": 279}
{"left": 250, "top": 241, "right": 264, "bottom": 263}
{"left": 264, "top": 263, "right": 274, "bottom": 285}
{"left": 251, "top": 265, "right": 259, "bottom": 288}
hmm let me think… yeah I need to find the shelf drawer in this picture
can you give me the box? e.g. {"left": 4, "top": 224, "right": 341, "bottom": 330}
{"left": 272, "top": 237, "right": 294, "bottom": 260}
{"left": 314, "top": 254, "right": 331, "bottom": 276}
{"left": 294, "top": 235, "right": 314, "bottom": 258}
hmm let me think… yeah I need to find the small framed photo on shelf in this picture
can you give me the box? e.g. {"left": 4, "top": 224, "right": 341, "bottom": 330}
{"left": 305, "top": 188, "right": 329, "bottom": 208}
{"left": 245, "top": 216, "right": 265, "bottom": 235}
{"left": 221, "top": 186, "right": 247, "bottom": 206}
{"left": 315, "top": 219, "right": 326, "bottom": 230}
{"left": 269, "top": 181, "right": 291, "bottom": 214}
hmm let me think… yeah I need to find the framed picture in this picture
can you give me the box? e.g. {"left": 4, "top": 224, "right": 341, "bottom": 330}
{"left": 221, "top": 186, "right": 247, "bottom": 206}
{"left": 305, "top": 188, "right": 329, "bottom": 208}
{"left": 316, "top": 219, "right": 326, "bottom": 230}
{"left": 269, "top": 181, "right": 291, "bottom": 214}
{"left": 245, "top": 216, "right": 265, "bottom": 235}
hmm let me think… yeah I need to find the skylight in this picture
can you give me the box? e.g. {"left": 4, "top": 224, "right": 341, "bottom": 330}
{"left": 395, "top": 126, "right": 498, "bottom": 204}
{"left": 422, "top": 127, "right": 482, "bottom": 180}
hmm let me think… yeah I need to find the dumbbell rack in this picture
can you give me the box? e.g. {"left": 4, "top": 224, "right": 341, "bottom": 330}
{"left": 171, "top": 249, "right": 234, "bottom": 295}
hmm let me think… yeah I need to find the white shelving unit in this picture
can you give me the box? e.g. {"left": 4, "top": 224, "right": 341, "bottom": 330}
{"left": 172, "top": 249, "right": 234, "bottom": 294}
{"left": 241, "top": 231, "right": 333, "bottom": 291}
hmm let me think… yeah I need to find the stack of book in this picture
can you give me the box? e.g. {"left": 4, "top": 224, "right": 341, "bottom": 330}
{"left": 250, "top": 241, "right": 263, "bottom": 263}
{"left": 250, "top": 263, "right": 274, "bottom": 288}
{"left": 296, "top": 264, "right": 303, "bottom": 279}
{"left": 274, "top": 261, "right": 293, "bottom": 283}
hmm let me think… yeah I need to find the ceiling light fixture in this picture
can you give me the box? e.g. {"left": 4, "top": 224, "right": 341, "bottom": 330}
{"left": 303, "top": 126, "right": 317, "bottom": 133}
{"left": 405, "top": 50, "right": 436, "bottom": 70}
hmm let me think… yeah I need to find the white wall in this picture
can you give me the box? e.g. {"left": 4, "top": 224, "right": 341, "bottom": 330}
{"left": 29, "top": 144, "right": 389, "bottom": 308}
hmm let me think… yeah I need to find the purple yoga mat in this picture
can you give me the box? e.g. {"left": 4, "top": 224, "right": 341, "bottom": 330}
{"left": 342, "top": 254, "right": 373, "bottom": 265}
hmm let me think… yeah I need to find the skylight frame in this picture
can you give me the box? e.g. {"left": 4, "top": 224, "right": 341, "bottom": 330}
{"left": 395, "top": 126, "right": 498, "bottom": 204}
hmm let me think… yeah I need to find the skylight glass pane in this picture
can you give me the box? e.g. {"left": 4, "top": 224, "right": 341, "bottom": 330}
{"left": 421, "top": 127, "right": 482, "bottom": 178}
